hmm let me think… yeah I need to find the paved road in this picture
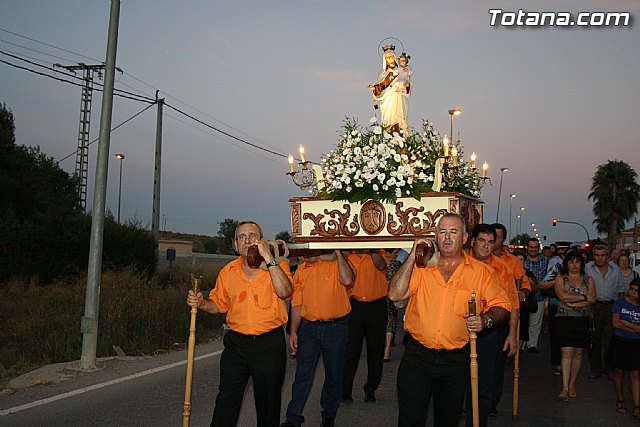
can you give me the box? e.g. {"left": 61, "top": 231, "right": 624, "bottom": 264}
{"left": 1, "top": 326, "right": 638, "bottom": 426}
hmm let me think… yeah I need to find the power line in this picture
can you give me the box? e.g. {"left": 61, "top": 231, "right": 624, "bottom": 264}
{"left": 56, "top": 103, "right": 157, "bottom": 163}
{"left": 0, "top": 28, "right": 282, "bottom": 157}
{"left": 1, "top": 37, "right": 292, "bottom": 162}
{"left": 164, "top": 103, "right": 288, "bottom": 159}
{"left": 0, "top": 51, "right": 155, "bottom": 103}
{"left": 1, "top": 27, "right": 286, "bottom": 160}
{"left": 0, "top": 26, "right": 101, "bottom": 63}
{"left": 0, "top": 37, "right": 76, "bottom": 64}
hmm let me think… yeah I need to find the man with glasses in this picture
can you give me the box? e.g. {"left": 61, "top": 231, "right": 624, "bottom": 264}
{"left": 187, "top": 220, "right": 293, "bottom": 427}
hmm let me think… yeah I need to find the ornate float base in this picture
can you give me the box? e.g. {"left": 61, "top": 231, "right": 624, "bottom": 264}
{"left": 289, "top": 192, "right": 483, "bottom": 250}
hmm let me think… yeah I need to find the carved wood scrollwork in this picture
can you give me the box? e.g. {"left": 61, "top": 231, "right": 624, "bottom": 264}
{"left": 387, "top": 203, "right": 448, "bottom": 236}
{"left": 291, "top": 203, "right": 301, "bottom": 235}
{"left": 303, "top": 204, "right": 360, "bottom": 237}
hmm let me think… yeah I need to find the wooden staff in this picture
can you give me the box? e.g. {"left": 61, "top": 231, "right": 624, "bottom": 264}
{"left": 183, "top": 274, "right": 202, "bottom": 427}
{"left": 469, "top": 293, "right": 479, "bottom": 427}
{"left": 512, "top": 276, "right": 523, "bottom": 422}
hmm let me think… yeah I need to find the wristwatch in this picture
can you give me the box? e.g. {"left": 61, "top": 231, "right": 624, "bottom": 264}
{"left": 483, "top": 315, "right": 493, "bottom": 329}
{"left": 266, "top": 259, "right": 279, "bottom": 269}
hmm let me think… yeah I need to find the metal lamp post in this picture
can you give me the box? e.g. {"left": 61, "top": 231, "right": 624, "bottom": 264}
{"left": 509, "top": 194, "right": 516, "bottom": 243}
{"left": 495, "top": 167, "right": 509, "bottom": 222}
{"left": 518, "top": 207, "right": 525, "bottom": 245}
{"left": 115, "top": 153, "right": 125, "bottom": 223}
{"left": 448, "top": 108, "right": 462, "bottom": 142}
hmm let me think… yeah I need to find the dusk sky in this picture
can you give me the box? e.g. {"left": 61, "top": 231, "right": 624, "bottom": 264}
{"left": 2, "top": 1, "right": 639, "bottom": 244}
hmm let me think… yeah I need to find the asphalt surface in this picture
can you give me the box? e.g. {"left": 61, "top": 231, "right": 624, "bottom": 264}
{"left": 1, "top": 323, "right": 639, "bottom": 426}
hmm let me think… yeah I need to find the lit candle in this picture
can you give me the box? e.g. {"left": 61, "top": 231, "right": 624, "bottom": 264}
{"left": 299, "top": 144, "right": 306, "bottom": 163}
{"left": 288, "top": 154, "right": 295, "bottom": 173}
{"left": 470, "top": 152, "right": 476, "bottom": 169}
{"left": 482, "top": 162, "right": 488, "bottom": 178}
{"left": 451, "top": 146, "right": 458, "bottom": 166}
{"left": 443, "top": 136, "right": 449, "bottom": 157}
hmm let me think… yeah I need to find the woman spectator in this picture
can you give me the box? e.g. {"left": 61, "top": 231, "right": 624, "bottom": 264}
{"left": 617, "top": 253, "right": 639, "bottom": 291}
{"left": 554, "top": 250, "right": 596, "bottom": 400}
{"left": 383, "top": 249, "right": 408, "bottom": 362}
{"left": 611, "top": 278, "right": 640, "bottom": 417}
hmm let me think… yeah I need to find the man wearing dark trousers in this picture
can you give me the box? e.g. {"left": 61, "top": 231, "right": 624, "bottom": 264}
{"left": 187, "top": 221, "right": 292, "bottom": 427}
{"left": 585, "top": 244, "right": 625, "bottom": 379}
{"left": 389, "top": 214, "right": 511, "bottom": 427}
{"left": 342, "top": 250, "right": 388, "bottom": 403}
{"left": 466, "top": 224, "right": 519, "bottom": 427}
{"left": 281, "top": 251, "right": 354, "bottom": 427}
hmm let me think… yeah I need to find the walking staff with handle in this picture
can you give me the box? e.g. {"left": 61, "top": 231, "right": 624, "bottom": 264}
{"left": 469, "top": 293, "right": 479, "bottom": 427}
{"left": 183, "top": 274, "right": 202, "bottom": 427}
{"left": 512, "top": 276, "right": 524, "bottom": 422}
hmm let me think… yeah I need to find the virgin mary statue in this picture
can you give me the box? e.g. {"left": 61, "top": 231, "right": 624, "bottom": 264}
{"left": 368, "top": 45, "right": 410, "bottom": 134}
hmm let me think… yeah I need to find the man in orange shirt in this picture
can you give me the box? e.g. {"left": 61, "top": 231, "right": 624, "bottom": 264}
{"left": 389, "top": 213, "right": 511, "bottom": 427}
{"left": 466, "top": 223, "right": 519, "bottom": 427}
{"left": 187, "top": 221, "right": 292, "bottom": 427}
{"left": 342, "top": 250, "right": 388, "bottom": 403}
{"left": 280, "top": 251, "right": 354, "bottom": 427}
{"left": 490, "top": 222, "right": 531, "bottom": 417}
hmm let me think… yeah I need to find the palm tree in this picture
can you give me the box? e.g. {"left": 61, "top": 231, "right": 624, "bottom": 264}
{"left": 588, "top": 160, "right": 640, "bottom": 251}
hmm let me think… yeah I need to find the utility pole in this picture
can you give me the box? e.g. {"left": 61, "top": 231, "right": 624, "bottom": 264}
{"left": 56, "top": 63, "right": 105, "bottom": 211}
{"left": 80, "top": 0, "right": 120, "bottom": 371}
{"left": 152, "top": 97, "right": 164, "bottom": 243}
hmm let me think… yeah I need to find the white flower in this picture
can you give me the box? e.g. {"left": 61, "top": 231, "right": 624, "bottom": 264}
{"left": 373, "top": 184, "right": 379, "bottom": 191}
{"left": 387, "top": 177, "right": 396, "bottom": 186}
{"left": 394, "top": 154, "right": 401, "bottom": 162}
{"left": 378, "top": 173, "right": 386, "bottom": 182}
{"left": 373, "top": 126, "right": 382, "bottom": 135}
{"left": 351, "top": 130, "right": 358, "bottom": 136}
{"left": 346, "top": 186, "right": 352, "bottom": 192}
{"left": 369, "top": 117, "right": 378, "bottom": 124}
{"left": 354, "top": 147, "right": 362, "bottom": 155}
{"left": 395, "top": 188, "right": 402, "bottom": 197}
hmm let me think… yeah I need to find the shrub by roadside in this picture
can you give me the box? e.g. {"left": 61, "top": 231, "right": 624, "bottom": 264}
{"left": 0, "top": 265, "right": 226, "bottom": 379}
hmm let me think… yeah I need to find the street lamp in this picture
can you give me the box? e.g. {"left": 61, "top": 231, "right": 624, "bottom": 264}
{"left": 518, "top": 207, "right": 525, "bottom": 244}
{"left": 509, "top": 194, "right": 516, "bottom": 242}
{"left": 495, "top": 167, "right": 509, "bottom": 222}
{"left": 448, "top": 108, "right": 462, "bottom": 143}
{"left": 115, "top": 153, "right": 125, "bottom": 223}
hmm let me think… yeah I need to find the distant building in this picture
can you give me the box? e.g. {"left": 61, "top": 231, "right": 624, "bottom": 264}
{"left": 615, "top": 221, "right": 640, "bottom": 252}
{"left": 158, "top": 239, "right": 193, "bottom": 255}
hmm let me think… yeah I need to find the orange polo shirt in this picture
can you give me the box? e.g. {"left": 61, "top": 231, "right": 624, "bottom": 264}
{"left": 291, "top": 259, "right": 351, "bottom": 321}
{"left": 208, "top": 257, "right": 291, "bottom": 335}
{"left": 488, "top": 254, "right": 520, "bottom": 312}
{"left": 347, "top": 252, "right": 388, "bottom": 302}
{"left": 404, "top": 252, "right": 511, "bottom": 350}
{"left": 495, "top": 249, "right": 531, "bottom": 291}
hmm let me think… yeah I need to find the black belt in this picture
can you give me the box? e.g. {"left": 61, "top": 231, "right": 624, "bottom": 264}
{"left": 350, "top": 297, "right": 385, "bottom": 305}
{"left": 304, "top": 314, "right": 349, "bottom": 324}
{"left": 407, "top": 334, "right": 470, "bottom": 354}
{"left": 230, "top": 326, "right": 282, "bottom": 340}
{"left": 596, "top": 300, "right": 614, "bottom": 305}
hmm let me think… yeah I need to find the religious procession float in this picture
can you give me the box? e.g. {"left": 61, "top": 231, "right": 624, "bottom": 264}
{"left": 285, "top": 39, "right": 488, "bottom": 251}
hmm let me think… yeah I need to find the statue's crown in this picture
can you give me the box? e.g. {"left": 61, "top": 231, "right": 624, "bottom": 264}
{"left": 382, "top": 44, "right": 396, "bottom": 53}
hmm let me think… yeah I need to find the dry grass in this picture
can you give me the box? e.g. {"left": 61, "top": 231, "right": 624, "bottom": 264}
{"left": 0, "top": 265, "right": 226, "bottom": 377}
